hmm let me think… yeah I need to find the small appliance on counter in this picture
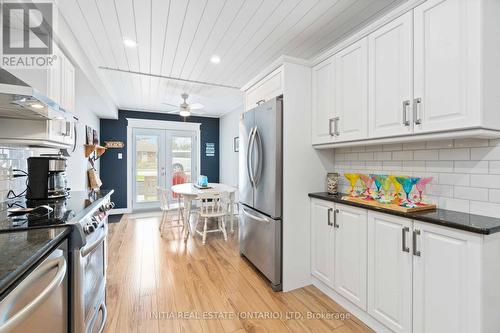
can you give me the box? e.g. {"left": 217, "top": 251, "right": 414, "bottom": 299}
{"left": 26, "top": 156, "right": 69, "bottom": 200}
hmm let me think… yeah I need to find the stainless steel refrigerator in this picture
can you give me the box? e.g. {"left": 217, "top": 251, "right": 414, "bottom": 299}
{"left": 239, "top": 96, "right": 282, "bottom": 291}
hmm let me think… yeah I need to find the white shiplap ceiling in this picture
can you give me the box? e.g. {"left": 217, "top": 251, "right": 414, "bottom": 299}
{"left": 57, "top": 0, "right": 405, "bottom": 117}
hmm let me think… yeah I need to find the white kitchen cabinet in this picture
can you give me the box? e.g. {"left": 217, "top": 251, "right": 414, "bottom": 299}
{"left": 335, "top": 38, "right": 368, "bottom": 142}
{"left": 367, "top": 212, "right": 412, "bottom": 333}
{"left": 311, "top": 59, "right": 335, "bottom": 145}
{"left": 412, "top": 221, "right": 481, "bottom": 333}
{"left": 310, "top": 199, "right": 335, "bottom": 287}
{"left": 245, "top": 67, "right": 283, "bottom": 111}
{"left": 61, "top": 57, "right": 75, "bottom": 113}
{"left": 333, "top": 203, "right": 367, "bottom": 310}
{"left": 368, "top": 12, "right": 413, "bottom": 139}
{"left": 413, "top": 0, "right": 480, "bottom": 133}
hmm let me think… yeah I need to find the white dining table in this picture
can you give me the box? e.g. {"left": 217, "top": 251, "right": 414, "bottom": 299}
{"left": 171, "top": 183, "right": 238, "bottom": 237}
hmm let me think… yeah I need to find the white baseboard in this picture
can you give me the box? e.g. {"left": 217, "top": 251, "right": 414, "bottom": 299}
{"left": 110, "top": 208, "right": 131, "bottom": 215}
{"left": 311, "top": 276, "right": 392, "bottom": 333}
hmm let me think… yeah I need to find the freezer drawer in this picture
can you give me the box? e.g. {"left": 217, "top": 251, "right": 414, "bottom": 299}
{"left": 239, "top": 205, "right": 282, "bottom": 291}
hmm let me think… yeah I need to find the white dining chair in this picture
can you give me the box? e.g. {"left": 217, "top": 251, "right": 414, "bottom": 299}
{"left": 194, "top": 192, "right": 228, "bottom": 244}
{"left": 157, "top": 187, "right": 184, "bottom": 236}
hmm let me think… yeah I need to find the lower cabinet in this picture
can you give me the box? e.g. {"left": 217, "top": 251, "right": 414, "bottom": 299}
{"left": 310, "top": 199, "right": 491, "bottom": 333}
{"left": 334, "top": 204, "right": 367, "bottom": 310}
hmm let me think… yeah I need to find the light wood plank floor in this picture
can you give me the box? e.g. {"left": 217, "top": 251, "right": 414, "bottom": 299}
{"left": 104, "top": 211, "right": 374, "bottom": 333}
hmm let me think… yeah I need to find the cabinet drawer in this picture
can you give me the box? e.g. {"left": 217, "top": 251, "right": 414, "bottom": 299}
{"left": 245, "top": 68, "right": 283, "bottom": 110}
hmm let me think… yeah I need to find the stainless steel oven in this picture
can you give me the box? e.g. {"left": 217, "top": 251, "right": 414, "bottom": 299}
{"left": 73, "top": 216, "right": 108, "bottom": 333}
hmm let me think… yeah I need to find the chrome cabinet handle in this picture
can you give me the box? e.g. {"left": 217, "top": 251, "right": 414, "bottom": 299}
{"left": 413, "top": 98, "right": 422, "bottom": 125}
{"left": 0, "top": 255, "right": 67, "bottom": 333}
{"left": 327, "top": 208, "right": 333, "bottom": 226}
{"left": 402, "top": 100, "right": 410, "bottom": 126}
{"left": 402, "top": 227, "right": 410, "bottom": 253}
{"left": 256, "top": 99, "right": 265, "bottom": 105}
{"left": 333, "top": 209, "right": 340, "bottom": 228}
{"left": 328, "top": 118, "right": 335, "bottom": 136}
{"left": 413, "top": 229, "right": 421, "bottom": 256}
{"left": 333, "top": 117, "right": 340, "bottom": 136}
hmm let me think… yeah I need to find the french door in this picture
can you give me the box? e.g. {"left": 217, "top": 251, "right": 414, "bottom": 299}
{"left": 132, "top": 128, "right": 198, "bottom": 210}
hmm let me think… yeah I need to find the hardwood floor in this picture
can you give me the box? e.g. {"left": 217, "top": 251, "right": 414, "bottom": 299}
{"left": 104, "top": 211, "right": 374, "bottom": 333}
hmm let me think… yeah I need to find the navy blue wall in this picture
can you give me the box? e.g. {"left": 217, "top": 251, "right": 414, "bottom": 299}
{"left": 100, "top": 110, "right": 219, "bottom": 209}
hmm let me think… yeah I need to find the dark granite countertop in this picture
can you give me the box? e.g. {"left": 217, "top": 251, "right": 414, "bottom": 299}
{"left": 0, "top": 227, "right": 71, "bottom": 297}
{"left": 309, "top": 192, "right": 500, "bottom": 235}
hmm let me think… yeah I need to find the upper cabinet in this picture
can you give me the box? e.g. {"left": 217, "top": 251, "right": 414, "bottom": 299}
{"left": 335, "top": 38, "right": 369, "bottom": 142}
{"left": 413, "top": 0, "right": 479, "bottom": 133}
{"left": 368, "top": 12, "right": 413, "bottom": 138}
{"left": 312, "top": 0, "right": 500, "bottom": 147}
{"left": 311, "top": 58, "right": 335, "bottom": 145}
{"left": 245, "top": 67, "right": 283, "bottom": 111}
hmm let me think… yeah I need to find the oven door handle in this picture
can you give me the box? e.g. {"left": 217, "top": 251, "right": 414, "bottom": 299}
{"left": 81, "top": 232, "right": 106, "bottom": 257}
{"left": 0, "top": 255, "right": 66, "bottom": 333}
{"left": 89, "top": 301, "right": 107, "bottom": 333}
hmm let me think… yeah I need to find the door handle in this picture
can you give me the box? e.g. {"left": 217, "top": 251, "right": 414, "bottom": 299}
{"left": 333, "top": 117, "right": 340, "bottom": 136}
{"left": 402, "top": 100, "right": 410, "bottom": 126}
{"left": 413, "top": 98, "right": 422, "bottom": 125}
{"left": 253, "top": 128, "right": 263, "bottom": 186}
{"left": 246, "top": 127, "right": 256, "bottom": 187}
{"left": 0, "top": 254, "right": 67, "bottom": 332}
{"left": 327, "top": 208, "right": 333, "bottom": 226}
{"left": 333, "top": 209, "right": 339, "bottom": 228}
{"left": 402, "top": 226, "right": 410, "bottom": 253}
{"left": 413, "top": 229, "right": 421, "bottom": 256}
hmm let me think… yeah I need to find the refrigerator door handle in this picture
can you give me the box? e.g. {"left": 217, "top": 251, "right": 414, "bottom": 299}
{"left": 246, "top": 127, "right": 256, "bottom": 187}
{"left": 253, "top": 128, "right": 263, "bottom": 186}
{"left": 242, "top": 206, "right": 270, "bottom": 223}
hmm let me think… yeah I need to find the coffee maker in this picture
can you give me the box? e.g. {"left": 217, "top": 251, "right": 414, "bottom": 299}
{"left": 27, "top": 156, "right": 69, "bottom": 200}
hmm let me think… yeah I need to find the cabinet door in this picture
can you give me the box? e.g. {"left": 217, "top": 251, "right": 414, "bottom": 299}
{"left": 334, "top": 204, "right": 367, "bottom": 310}
{"left": 310, "top": 199, "right": 335, "bottom": 287}
{"left": 413, "top": 0, "right": 480, "bottom": 133}
{"left": 413, "top": 222, "right": 481, "bottom": 333}
{"left": 63, "top": 58, "right": 75, "bottom": 113}
{"left": 312, "top": 58, "right": 335, "bottom": 145}
{"left": 368, "top": 12, "right": 413, "bottom": 138}
{"left": 367, "top": 212, "right": 412, "bottom": 333}
{"left": 48, "top": 45, "right": 63, "bottom": 105}
{"left": 335, "top": 38, "right": 368, "bottom": 142}
{"left": 245, "top": 68, "right": 283, "bottom": 110}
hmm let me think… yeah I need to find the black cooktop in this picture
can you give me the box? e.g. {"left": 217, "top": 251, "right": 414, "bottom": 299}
{"left": 0, "top": 190, "right": 114, "bottom": 232}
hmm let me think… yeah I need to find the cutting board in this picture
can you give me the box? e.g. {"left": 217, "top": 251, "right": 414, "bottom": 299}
{"left": 341, "top": 196, "right": 436, "bottom": 213}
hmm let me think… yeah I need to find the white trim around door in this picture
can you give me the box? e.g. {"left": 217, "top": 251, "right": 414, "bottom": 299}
{"left": 126, "top": 118, "right": 201, "bottom": 212}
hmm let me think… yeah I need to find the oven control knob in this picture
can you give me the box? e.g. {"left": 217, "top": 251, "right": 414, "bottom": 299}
{"left": 83, "top": 224, "right": 95, "bottom": 234}
{"left": 92, "top": 221, "right": 99, "bottom": 229}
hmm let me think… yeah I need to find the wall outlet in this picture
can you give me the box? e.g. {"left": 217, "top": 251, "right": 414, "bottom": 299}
{"left": 118, "top": 153, "right": 123, "bottom": 160}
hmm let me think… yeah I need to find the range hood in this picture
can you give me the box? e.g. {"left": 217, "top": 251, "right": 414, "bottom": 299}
{"left": 0, "top": 68, "right": 72, "bottom": 121}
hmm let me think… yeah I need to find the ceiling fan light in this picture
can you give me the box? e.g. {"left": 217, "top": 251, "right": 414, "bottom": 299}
{"left": 179, "top": 110, "right": 190, "bottom": 117}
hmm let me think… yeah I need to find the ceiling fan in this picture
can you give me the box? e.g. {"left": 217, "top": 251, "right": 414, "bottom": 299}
{"left": 162, "top": 93, "right": 204, "bottom": 117}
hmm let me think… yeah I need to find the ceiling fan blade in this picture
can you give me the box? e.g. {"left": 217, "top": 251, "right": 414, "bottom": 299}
{"left": 165, "top": 109, "right": 180, "bottom": 114}
{"left": 190, "top": 111, "right": 204, "bottom": 116}
{"left": 189, "top": 103, "right": 204, "bottom": 110}
{"left": 162, "top": 102, "right": 179, "bottom": 108}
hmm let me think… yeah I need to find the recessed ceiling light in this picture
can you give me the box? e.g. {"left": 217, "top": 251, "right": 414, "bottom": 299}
{"left": 30, "top": 103, "right": 44, "bottom": 109}
{"left": 123, "top": 38, "right": 138, "bottom": 48}
{"left": 210, "top": 55, "right": 221, "bottom": 64}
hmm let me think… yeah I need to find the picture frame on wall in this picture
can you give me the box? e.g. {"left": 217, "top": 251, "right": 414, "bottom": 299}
{"left": 86, "top": 126, "right": 93, "bottom": 145}
{"left": 93, "top": 129, "right": 99, "bottom": 145}
{"left": 234, "top": 137, "right": 239, "bottom": 152}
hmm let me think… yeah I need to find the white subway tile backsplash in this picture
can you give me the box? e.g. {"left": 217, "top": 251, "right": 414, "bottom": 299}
{"left": 470, "top": 201, "right": 500, "bottom": 216}
{"left": 333, "top": 139, "right": 500, "bottom": 218}
{"left": 470, "top": 146, "right": 500, "bottom": 160}
{"left": 392, "top": 151, "right": 413, "bottom": 161}
{"left": 454, "top": 161, "right": 489, "bottom": 174}
{"left": 414, "top": 150, "right": 439, "bottom": 160}
{"left": 426, "top": 161, "right": 454, "bottom": 173}
{"left": 426, "top": 140, "right": 453, "bottom": 149}
{"left": 351, "top": 146, "right": 366, "bottom": 153}
{"left": 454, "top": 186, "right": 488, "bottom": 201}
{"left": 374, "top": 151, "right": 392, "bottom": 161}
{"left": 439, "top": 148, "right": 470, "bottom": 161}
{"left": 439, "top": 173, "right": 469, "bottom": 186}
{"left": 470, "top": 175, "right": 500, "bottom": 189}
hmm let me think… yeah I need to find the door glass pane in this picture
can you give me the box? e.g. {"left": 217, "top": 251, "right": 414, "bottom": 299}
{"left": 171, "top": 136, "right": 192, "bottom": 188}
{"left": 135, "top": 134, "right": 159, "bottom": 202}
